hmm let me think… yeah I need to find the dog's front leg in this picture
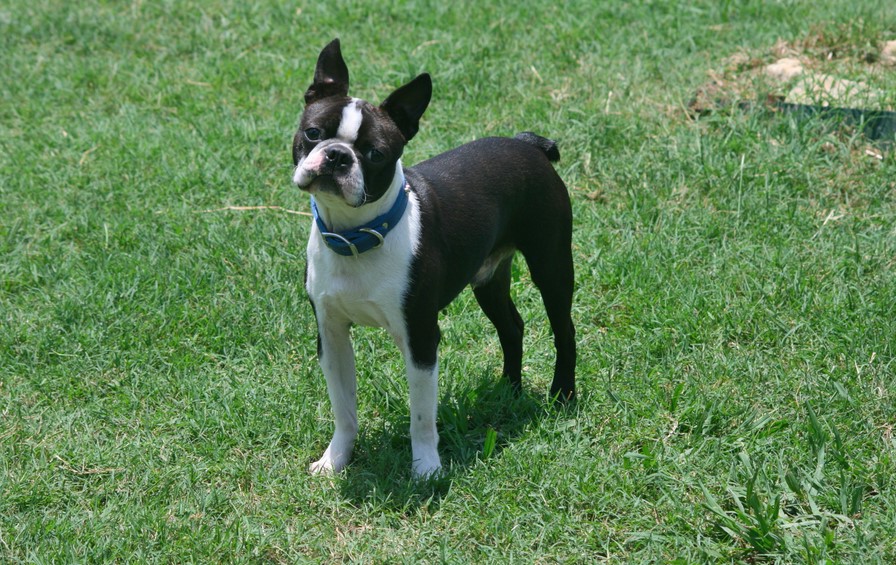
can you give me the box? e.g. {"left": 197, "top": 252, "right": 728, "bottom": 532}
{"left": 407, "top": 360, "right": 441, "bottom": 478}
{"left": 309, "top": 316, "right": 358, "bottom": 475}
{"left": 398, "top": 320, "right": 442, "bottom": 478}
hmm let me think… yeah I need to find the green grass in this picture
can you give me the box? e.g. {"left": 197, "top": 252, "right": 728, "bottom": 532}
{"left": 2, "top": 0, "right": 896, "bottom": 562}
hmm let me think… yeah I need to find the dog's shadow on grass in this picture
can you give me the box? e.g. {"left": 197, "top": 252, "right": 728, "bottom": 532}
{"left": 335, "top": 376, "right": 550, "bottom": 512}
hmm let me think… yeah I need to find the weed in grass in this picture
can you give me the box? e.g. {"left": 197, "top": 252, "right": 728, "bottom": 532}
{"left": 701, "top": 403, "right": 883, "bottom": 562}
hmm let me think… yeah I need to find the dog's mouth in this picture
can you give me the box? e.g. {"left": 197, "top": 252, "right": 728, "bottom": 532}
{"left": 295, "top": 169, "right": 367, "bottom": 208}
{"left": 294, "top": 164, "right": 337, "bottom": 190}
{"left": 296, "top": 171, "right": 330, "bottom": 189}
{"left": 299, "top": 175, "right": 343, "bottom": 200}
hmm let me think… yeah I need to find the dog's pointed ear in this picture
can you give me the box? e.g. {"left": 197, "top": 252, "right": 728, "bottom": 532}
{"left": 304, "top": 39, "right": 350, "bottom": 104}
{"left": 380, "top": 73, "right": 432, "bottom": 142}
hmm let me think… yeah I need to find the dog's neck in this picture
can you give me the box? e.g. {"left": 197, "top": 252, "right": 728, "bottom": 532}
{"left": 310, "top": 160, "right": 407, "bottom": 233}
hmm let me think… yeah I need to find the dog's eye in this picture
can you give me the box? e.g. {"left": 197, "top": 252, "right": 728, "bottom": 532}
{"left": 366, "top": 148, "right": 385, "bottom": 163}
{"left": 304, "top": 128, "right": 322, "bottom": 142}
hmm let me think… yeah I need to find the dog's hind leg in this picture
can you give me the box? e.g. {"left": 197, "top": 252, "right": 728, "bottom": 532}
{"left": 522, "top": 241, "right": 576, "bottom": 402}
{"left": 473, "top": 256, "right": 525, "bottom": 392}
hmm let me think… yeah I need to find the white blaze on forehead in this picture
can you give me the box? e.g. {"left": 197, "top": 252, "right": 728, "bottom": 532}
{"left": 336, "top": 99, "right": 363, "bottom": 143}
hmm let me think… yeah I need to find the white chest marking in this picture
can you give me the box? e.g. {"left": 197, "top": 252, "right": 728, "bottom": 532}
{"left": 336, "top": 99, "right": 363, "bottom": 143}
{"left": 306, "top": 188, "right": 422, "bottom": 335}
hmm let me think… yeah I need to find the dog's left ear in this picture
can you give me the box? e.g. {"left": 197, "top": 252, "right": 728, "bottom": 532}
{"left": 305, "top": 38, "right": 350, "bottom": 104}
{"left": 381, "top": 73, "right": 432, "bottom": 142}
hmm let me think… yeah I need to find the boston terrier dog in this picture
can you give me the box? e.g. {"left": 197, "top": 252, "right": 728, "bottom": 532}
{"left": 293, "top": 39, "right": 576, "bottom": 478}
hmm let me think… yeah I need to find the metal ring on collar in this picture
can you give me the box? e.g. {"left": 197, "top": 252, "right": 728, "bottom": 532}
{"left": 358, "top": 228, "right": 385, "bottom": 249}
{"left": 321, "top": 231, "right": 360, "bottom": 257}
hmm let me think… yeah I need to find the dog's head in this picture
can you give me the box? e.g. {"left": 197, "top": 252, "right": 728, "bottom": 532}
{"left": 292, "top": 39, "right": 431, "bottom": 208}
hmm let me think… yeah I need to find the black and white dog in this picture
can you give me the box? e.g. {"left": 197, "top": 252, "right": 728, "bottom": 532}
{"left": 293, "top": 39, "right": 576, "bottom": 478}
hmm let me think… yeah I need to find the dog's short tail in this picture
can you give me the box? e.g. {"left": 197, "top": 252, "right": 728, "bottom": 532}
{"left": 515, "top": 131, "right": 560, "bottom": 162}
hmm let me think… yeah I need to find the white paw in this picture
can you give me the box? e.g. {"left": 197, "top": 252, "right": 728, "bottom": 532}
{"left": 412, "top": 454, "right": 443, "bottom": 479}
{"left": 308, "top": 456, "right": 342, "bottom": 475}
{"left": 309, "top": 441, "right": 352, "bottom": 475}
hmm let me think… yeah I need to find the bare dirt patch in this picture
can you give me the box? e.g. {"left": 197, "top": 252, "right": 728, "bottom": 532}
{"left": 690, "top": 29, "right": 896, "bottom": 115}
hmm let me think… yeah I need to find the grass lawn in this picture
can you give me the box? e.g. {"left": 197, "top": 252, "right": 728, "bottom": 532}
{"left": 2, "top": 0, "right": 896, "bottom": 562}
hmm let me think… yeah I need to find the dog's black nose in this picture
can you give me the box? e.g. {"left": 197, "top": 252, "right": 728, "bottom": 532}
{"left": 325, "top": 146, "right": 353, "bottom": 169}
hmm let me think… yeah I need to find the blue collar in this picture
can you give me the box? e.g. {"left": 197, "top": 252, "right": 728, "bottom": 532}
{"left": 311, "top": 175, "right": 409, "bottom": 257}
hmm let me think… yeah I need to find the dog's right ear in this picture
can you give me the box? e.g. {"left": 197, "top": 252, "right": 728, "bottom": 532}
{"left": 304, "top": 39, "right": 349, "bottom": 104}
